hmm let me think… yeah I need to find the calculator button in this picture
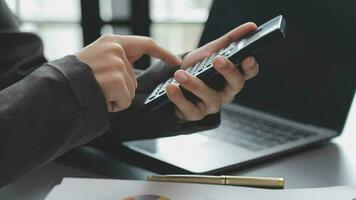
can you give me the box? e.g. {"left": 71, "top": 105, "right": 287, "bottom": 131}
{"left": 158, "top": 89, "right": 165, "bottom": 95}
{"left": 186, "top": 67, "right": 194, "bottom": 74}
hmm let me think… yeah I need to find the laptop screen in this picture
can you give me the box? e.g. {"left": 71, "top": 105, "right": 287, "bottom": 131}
{"left": 199, "top": 0, "right": 356, "bottom": 132}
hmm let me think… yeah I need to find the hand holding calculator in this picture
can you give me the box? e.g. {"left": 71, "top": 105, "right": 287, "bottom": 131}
{"left": 145, "top": 15, "right": 286, "bottom": 111}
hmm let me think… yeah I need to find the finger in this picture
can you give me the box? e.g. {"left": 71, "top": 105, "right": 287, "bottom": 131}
{"left": 112, "top": 43, "right": 137, "bottom": 89}
{"left": 118, "top": 36, "right": 182, "bottom": 66}
{"left": 108, "top": 101, "right": 122, "bottom": 113}
{"left": 97, "top": 73, "right": 131, "bottom": 112}
{"left": 174, "top": 70, "right": 221, "bottom": 114}
{"left": 173, "top": 108, "right": 185, "bottom": 121}
{"left": 204, "top": 22, "right": 257, "bottom": 51}
{"left": 142, "top": 38, "right": 182, "bottom": 66}
{"left": 213, "top": 56, "right": 245, "bottom": 103}
{"left": 181, "top": 23, "right": 257, "bottom": 68}
{"left": 166, "top": 84, "right": 205, "bottom": 121}
{"left": 110, "top": 75, "right": 132, "bottom": 112}
{"left": 241, "top": 56, "right": 259, "bottom": 80}
{"left": 119, "top": 48, "right": 138, "bottom": 89}
{"left": 115, "top": 58, "right": 135, "bottom": 99}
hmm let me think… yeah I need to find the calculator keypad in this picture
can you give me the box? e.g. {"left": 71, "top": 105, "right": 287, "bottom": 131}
{"left": 144, "top": 15, "right": 287, "bottom": 107}
{"left": 145, "top": 42, "right": 239, "bottom": 104}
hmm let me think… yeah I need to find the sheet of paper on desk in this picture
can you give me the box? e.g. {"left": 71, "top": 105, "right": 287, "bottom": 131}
{"left": 45, "top": 178, "right": 356, "bottom": 200}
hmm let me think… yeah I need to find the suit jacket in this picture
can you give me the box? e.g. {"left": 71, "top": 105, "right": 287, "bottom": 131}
{"left": 0, "top": 0, "right": 219, "bottom": 188}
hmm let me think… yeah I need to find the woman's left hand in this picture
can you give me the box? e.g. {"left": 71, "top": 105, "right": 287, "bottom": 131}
{"left": 166, "top": 22, "right": 260, "bottom": 121}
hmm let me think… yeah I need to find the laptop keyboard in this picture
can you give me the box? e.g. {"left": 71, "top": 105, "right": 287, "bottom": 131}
{"left": 204, "top": 109, "right": 318, "bottom": 151}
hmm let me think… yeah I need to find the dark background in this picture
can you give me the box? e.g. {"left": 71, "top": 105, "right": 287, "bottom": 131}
{"left": 200, "top": 0, "right": 356, "bottom": 132}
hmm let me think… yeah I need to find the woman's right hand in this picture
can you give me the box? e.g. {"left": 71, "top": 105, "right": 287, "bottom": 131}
{"left": 76, "top": 35, "right": 181, "bottom": 112}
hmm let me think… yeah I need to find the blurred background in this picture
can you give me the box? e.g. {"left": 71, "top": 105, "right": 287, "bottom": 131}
{"left": 4, "top": 0, "right": 213, "bottom": 68}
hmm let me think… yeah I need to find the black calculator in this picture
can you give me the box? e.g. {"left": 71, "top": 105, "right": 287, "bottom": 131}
{"left": 144, "top": 15, "right": 287, "bottom": 111}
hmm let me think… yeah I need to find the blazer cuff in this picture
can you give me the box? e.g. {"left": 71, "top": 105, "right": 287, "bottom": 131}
{"left": 179, "top": 112, "right": 221, "bottom": 134}
{"left": 144, "top": 98, "right": 221, "bottom": 137}
{"left": 47, "top": 55, "right": 110, "bottom": 138}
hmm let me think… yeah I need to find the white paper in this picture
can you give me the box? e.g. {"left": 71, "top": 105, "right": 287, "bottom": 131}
{"left": 45, "top": 178, "right": 356, "bottom": 200}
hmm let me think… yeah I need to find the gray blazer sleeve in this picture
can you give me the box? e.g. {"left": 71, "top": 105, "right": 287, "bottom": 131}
{"left": 0, "top": 0, "right": 220, "bottom": 187}
{"left": 0, "top": 0, "right": 109, "bottom": 187}
{"left": 0, "top": 35, "right": 219, "bottom": 188}
{"left": 0, "top": 55, "right": 110, "bottom": 187}
{"left": 0, "top": 16, "right": 111, "bottom": 188}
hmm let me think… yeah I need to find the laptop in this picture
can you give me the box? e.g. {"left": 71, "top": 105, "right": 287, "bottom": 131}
{"left": 123, "top": 0, "right": 356, "bottom": 173}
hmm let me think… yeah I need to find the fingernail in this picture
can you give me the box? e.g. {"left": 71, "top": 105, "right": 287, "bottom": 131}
{"left": 175, "top": 70, "right": 188, "bottom": 82}
{"left": 215, "top": 57, "right": 226, "bottom": 68}
{"left": 166, "top": 86, "right": 175, "bottom": 96}
{"left": 246, "top": 57, "right": 255, "bottom": 67}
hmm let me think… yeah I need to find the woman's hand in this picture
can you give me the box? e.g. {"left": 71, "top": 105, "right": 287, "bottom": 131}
{"left": 166, "top": 22, "right": 260, "bottom": 121}
{"left": 76, "top": 35, "right": 181, "bottom": 112}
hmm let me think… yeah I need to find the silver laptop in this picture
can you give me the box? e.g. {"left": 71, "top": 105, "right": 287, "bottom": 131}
{"left": 123, "top": 0, "right": 356, "bottom": 173}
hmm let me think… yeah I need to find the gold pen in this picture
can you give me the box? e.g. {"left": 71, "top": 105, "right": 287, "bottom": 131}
{"left": 147, "top": 175, "right": 284, "bottom": 189}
